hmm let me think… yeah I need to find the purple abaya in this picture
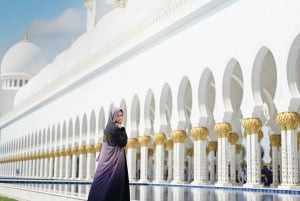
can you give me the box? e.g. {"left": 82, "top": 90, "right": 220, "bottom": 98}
{"left": 88, "top": 107, "right": 129, "bottom": 201}
{"left": 87, "top": 142, "right": 129, "bottom": 201}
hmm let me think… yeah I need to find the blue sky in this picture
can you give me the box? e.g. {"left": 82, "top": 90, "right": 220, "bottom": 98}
{"left": 0, "top": 0, "right": 86, "bottom": 64}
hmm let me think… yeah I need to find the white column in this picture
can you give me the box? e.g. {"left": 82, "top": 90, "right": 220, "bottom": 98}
{"left": 242, "top": 118, "right": 263, "bottom": 187}
{"left": 171, "top": 130, "right": 187, "bottom": 184}
{"left": 277, "top": 112, "right": 299, "bottom": 189}
{"left": 208, "top": 141, "right": 217, "bottom": 184}
{"left": 153, "top": 133, "right": 166, "bottom": 183}
{"left": 64, "top": 148, "right": 72, "bottom": 194}
{"left": 138, "top": 136, "right": 150, "bottom": 182}
{"left": 71, "top": 147, "right": 78, "bottom": 194}
{"left": 78, "top": 146, "right": 87, "bottom": 194}
{"left": 166, "top": 140, "right": 173, "bottom": 182}
{"left": 270, "top": 134, "right": 280, "bottom": 187}
{"left": 187, "top": 148, "right": 193, "bottom": 182}
{"left": 191, "top": 127, "right": 208, "bottom": 184}
{"left": 229, "top": 132, "right": 239, "bottom": 184}
{"left": 85, "top": 145, "right": 95, "bottom": 180}
{"left": 214, "top": 123, "right": 231, "bottom": 186}
{"left": 126, "top": 138, "right": 138, "bottom": 182}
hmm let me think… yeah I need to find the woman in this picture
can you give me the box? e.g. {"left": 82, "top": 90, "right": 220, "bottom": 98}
{"left": 87, "top": 107, "right": 129, "bottom": 201}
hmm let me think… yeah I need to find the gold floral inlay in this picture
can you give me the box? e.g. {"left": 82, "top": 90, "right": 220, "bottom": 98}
{"left": 208, "top": 141, "right": 217, "bottom": 152}
{"left": 127, "top": 138, "right": 138, "bottom": 148}
{"left": 269, "top": 134, "right": 281, "bottom": 147}
{"left": 166, "top": 139, "right": 173, "bottom": 150}
{"left": 138, "top": 136, "right": 151, "bottom": 147}
{"left": 229, "top": 132, "right": 239, "bottom": 145}
{"left": 171, "top": 130, "right": 187, "bottom": 143}
{"left": 154, "top": 133, "right": 166, "bottom": 145}
{"left": 242, "top": 118, "right": 262, "bottom": 135}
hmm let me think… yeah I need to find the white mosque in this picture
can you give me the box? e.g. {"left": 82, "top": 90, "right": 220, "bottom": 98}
{"left": 0, "top": 0, "right": 300, "bottom": 200}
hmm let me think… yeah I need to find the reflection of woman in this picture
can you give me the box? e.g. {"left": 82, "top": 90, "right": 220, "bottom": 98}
{"left": 87, "top": 107, "right": 129, "bottom": 201}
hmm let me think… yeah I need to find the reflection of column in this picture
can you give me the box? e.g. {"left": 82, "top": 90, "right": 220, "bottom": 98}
{"left": 192, "top": 188, "right": 208, "bottom": 201}
{"left": 126, "top": 138, "right": 138, "bottom": 182}
{"left": 153, "top": 133, "right": 166, "bottom": 183}
{"left": 277, "top": 112, "right": 299, "bottom": 189}
{"left": 242, "top": 118, "right": 263, "bottom": 187}
{"left": 208, "top": 141, "right": 217, "bottom": 184}
{"left": 229, "top": 132, "right": 238, "bottom": 184}
{"left": 171, "top": 130, "right": 187, "bottom": 183}
{"left": 243, "top": 191, "right": 262, "bottom": 201}
{"left": 130, "top": 185, "right": 137, "bottom": 201}
{"left": 154, "top": 186, "right": 166, "bottom": 201}
{"left": 139, "top": 185, "right": 148, "bottom": 201}
{"left": 270, "top": 134, "right": 280, "bottom": 187}
{"left": 216, "top": 189, "right": 234, "bottom": 201}
{"left": 214, "top": 122, "right": 231, "bottom": 186}
{"left": 172, "top": 187, "right": 184, "bottom": 201}
{"left": 166, "top": 140, "right": 173, "bottom": 182}
{"left": 191, "top": 127, "right": 208, "bottom": 184}
{"left": 138, "top": 136, "right": 150, "bottom": 182}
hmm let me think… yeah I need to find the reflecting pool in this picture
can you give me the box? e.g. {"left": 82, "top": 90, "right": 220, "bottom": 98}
{"left": 129, "top": 185, "right": 300, "bottom": 201}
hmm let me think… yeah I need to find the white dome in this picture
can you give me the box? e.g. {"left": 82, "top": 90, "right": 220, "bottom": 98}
{"left": 1, "top": 40, "right": 47, "bottom": 75}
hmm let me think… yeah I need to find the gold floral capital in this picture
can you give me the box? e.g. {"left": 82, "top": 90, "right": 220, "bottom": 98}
{"left": 94, "top": 143, "right": 102, "bottom": 152}
{"left": 214, "top": 122, "right": 232, "bottom": 138}
{"left": 229, "top": 132, "right": 239, "bottom": 145}
{"left": 138, "top": 136, "right": 151, "bottom": 147}
{"left": 148, "top": 148, "right": 154, "bottom": 157}
{"left": 166, "top": 140, "right": 173, "bottom": 150}
{"left": 86, "top": 145, "right": 94, "bottom": 153}
{"left": 208, "top": 141, "right": 217, "bottom": 152}
{"left": 191, "top": 127, "right": 208, "bottom": 141}
{"left": 187, "top": 148, "right": 194, "bottom": 156}
{"left": 127, "top": 138, "right": 138, "bottom": 148}
{"left": 71, "top": 147, "right": 79, "bottom": 154}
{"left": 276, "top": 112, "right": 299, "bottom": 130}
{"left": 242, "top": 118, "right": 262, "bottom": 135}
{"left": 258, "top": 130, "right": 263, "bottom": 143}
{"left": 269, "top": 134, "right": 281, "bottom": 147}
{"left": 171, "top": 130, "right": 187, "bottom": 143}
{"left": 236, "top": 144, "right": 242, "bottom": 154}
{"left": 78, "top": 146, "right": 86, "bottom": 154}
{"left": 154, "top": 133, "right": 166, "bottom": 145}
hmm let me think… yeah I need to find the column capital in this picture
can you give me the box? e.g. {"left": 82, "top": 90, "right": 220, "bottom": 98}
{"left": 86, "top": 145, "right": 94, "bottom": 153}
{"left": 191, "top": 127, "right": 208, "bottom": 141}
{"left": 166, "top": 139, "right": 173, "bottom": 150}
{"left": 214, "top": 122, "right": 232, "bottom": 138}
{"left": 71, "top": 147, "right": 79, "bottom": 154}
{"left": 236, "top": 144, "right": 242, "bottom": 154}
{"left": 229, "top": 132, "right": 239, "bottom": 145}
{"left": 242, "top": 118, "right": 262, "bottom": 135}
{"left": 138, "top": 136, "right": 151, "bottom": 147}
{"left": 94, "top": 143, "right": 102, "bottom": 152}
{"left": 127, "top": 138, "right": 138, "bottom": 148}
{"left": 154, "top": 133, "right": 166, "bottom": 145}
{"left": 208, "top": 141, "right": 217, "bottom": 151}
{"left": 187, "top": 148, "right": 194, "bottom": 156}
{"left": 78, "top": 146, "right": 86, "bottom": 154}
{"left": 148, "top": 148, "right": 154, "bottom": 157}
{"left": 269, "top": 134, "right": 281, "bottom": 147}
{"left": 276, "top": 112, "right": 299, "bottom": 130}
{"left": 171, "top": 130, "right": 187, "bottom": 143}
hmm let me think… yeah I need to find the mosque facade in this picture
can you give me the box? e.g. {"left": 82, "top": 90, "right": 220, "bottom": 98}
{"left": 0, "top": 0, "right": 300, "bottom": 200}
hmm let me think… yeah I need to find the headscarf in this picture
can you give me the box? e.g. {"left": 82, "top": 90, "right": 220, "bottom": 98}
{"left": 108, "top": 107, "right": 123, "bottom": 123}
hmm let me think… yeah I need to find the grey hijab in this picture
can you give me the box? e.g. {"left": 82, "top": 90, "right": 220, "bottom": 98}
{"left": 104, "top": 107, "right": 123, "bottom": 135}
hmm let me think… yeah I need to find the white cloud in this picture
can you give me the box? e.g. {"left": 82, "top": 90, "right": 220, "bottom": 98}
{"left": 27, "top": 8, "right": 86, "bottom": 61}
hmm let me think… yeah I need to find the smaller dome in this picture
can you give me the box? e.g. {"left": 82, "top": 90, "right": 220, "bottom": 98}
{"left": 1, "top": 37, "right": 47, "bottom": 76}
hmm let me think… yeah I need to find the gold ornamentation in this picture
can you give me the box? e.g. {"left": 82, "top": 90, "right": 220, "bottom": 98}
{"left": 166, "top": 140, "right": 173, "bottom": 150}
{"left": 258, "top": 130, "right": 263, "bottom": 143}
{"left": 269, "top": 134, "right": 281, "bottom": 147}
{"left": 71, "top": 147, "right": 79, "bottom": 154}
{"left": 214, "top": 122, "right": 232, "bottom": 138}
{"left": 191, "top": 127, "right": 208, "bottom": 141}
{"left": 208, "top": 141, "right": 217, "bottom": 151}
{"left": 86, "top": 145, "right": 94, "bottom": 153}
{"left": 242, "top": 118, "right": 262, "bottom": 134}
{"left": 138, "top": 136, "right": 151, "bottom": 147}
{"left": 65, "top": 148, "right": 72, "bottom": 156}
{"left": 171, "top": 130, "right": 187, "bottom": 143}
{"left": 154, "top": 133, "right": 166, "bottom": 145}
{"left": 276, "top": 112, "right": 299, "bottom": 130}
{"left": 236, "top": 144, "right": 242, "bottom": 154}
{"left": 94, "top": 143, "right": 102, "bottom": 152}
{"left": 127, "top": 138, "right": 138, "bottom": 148}
{"left": 187, "top": 148, "right": 194, "bottom": 156}
{"left": 78, "top": 146, "right": 86, "bottom": 154}
{"left": 148, "top": 148, "right": 154, "bottom": 157}
{"left": 229, "top": 132, "right": 239, "bottom": 145}
{"left": 59, "top": 150, "right": 66, "bottom": 157}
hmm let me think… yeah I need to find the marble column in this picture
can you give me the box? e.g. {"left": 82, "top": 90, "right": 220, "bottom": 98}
{"left": 276, "top": 112, "right": 299, "bottom": 189}
{"left": 71, "top": 147, "right": 79, "bottom": 194}
{"left": 85, "top": 145, "right": 95, "bottom": 180}
{"left": 94, "top": 143, "right": 101, "bottom": 171}
{"left": 148, "top": 148, "right": 154, "bottom": 180}
{"left": 214, "top": 122, "right": 231, "bottom": 186}
{"left": 58, "top": 149, "right": 66, "bottom": 192}
{"left": 126, "top": 138, "right": 138, "bottom": 182}
{"left": 187, "top": 148, "right": 194, "bottom": 182}
{"left": 191, "top": 127, "right": 208, "bottom": 184}
{"left": 64, "top": 148, "right": 72, "bottom": 193}
{"left": 228, "top": 132, "right": 239, "bottom": 184}
{"left": 207, "top": 141, "right": 217, "bottom": 184}
{"left": 270, "top": 134, "right": 281, "bottom": 187}
{"left": 78, "top": 146, "right": 87, "bottom": 194}
{"left": 171, "top": 130, "right": 187, "bottom": 184}
{"left": 242, "top": 118, "right": 263, "bottom": 187}
{"left": 153, "top": 133, "right": 166, "bottom": 183}
{"left": 138, "top": 135, "right": 151, "bottom": 182}
{"left": 166, "top": 140, "right": 173, "bottom": 182}
{"left": 236, "top": 144, "right": 243, "bottom": 185}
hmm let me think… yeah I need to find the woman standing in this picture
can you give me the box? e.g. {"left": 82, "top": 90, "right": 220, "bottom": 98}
{"left": 87, "top": 107, "right": 130, "bottom": 201}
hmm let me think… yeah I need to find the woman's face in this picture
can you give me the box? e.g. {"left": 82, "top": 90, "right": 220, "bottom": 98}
{"left": 114, "top": 111, "right": 123, "bottom": 124}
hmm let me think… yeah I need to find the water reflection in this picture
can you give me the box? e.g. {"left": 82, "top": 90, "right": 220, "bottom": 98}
{"left": 129, "top": 185, "right": 300, "bottom": 201}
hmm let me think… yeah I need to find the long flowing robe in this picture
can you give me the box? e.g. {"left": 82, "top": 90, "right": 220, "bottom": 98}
{"left": 88, "top": 107, "right": 129, "bottom": 201}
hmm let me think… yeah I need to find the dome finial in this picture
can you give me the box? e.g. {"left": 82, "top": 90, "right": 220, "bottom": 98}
{"left": 23, "top": 32, "right": 29, "bottom": 42}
